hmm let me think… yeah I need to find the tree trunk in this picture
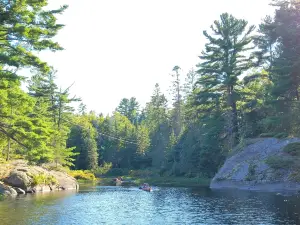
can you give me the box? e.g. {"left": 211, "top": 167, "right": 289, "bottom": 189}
{"left": 296, "top": 89, "right": 299, "bottom": 101}
{"left": 228, "top": 86, "right": 239, "bottom": 145}
{"left": 6, "top": 137, "right": 10, "bottom": 161}
{"left": 231, "top": 100, "right": 239, "bottom": 141}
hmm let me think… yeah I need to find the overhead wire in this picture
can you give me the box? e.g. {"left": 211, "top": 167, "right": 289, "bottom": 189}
{"left": 62, "top": 118, "right": 139, "bottom": 145}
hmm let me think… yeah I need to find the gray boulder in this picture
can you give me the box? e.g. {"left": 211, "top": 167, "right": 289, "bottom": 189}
{"left": 5, "top": 170, "right": 31, "bottom": 190}
{"left": 3, "top": 162, "right": 79, "bottom": 194}
{"left": 211, "top": 138, "right": 300, "bottom": 193}
{"left": 14, "top": 187, "right": 26, "bottom": 194}
{"left": 0, "top": 181, "right": 17, "bottom": 196}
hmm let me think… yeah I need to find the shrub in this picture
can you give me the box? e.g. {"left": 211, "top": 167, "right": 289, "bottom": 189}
{"left": 274, "top": 132, "right": 288, "bottom": 139}
{"left": 93, "top": 162, "right": 113, "bottom": 176}
{"left": 283, "top": 142, "right": 300, "bottom": 156}
{"left": 259, "top": 133, "right": 277, "bottom": 138}
{"left": 289, "top": 172, "right": 300, "bottom": 182}
{"left": 245, "top": 163, "right": 256, "bottom": 181}
{"left": 228, "top": 138, "right": 262, "bottom": 157}
{"left": 0, "top": 158, "right": 6, "bottom": 164}
{"left": 41, "top": 163, "right": 67, "bottom": 172}
{"left": 105, "top": 168, "right": 129, "bottom": 176}
{"left": 0, "top": 163, "right": 13, "bottom": 180}
{"left": 32, "top": 173, "right": 58, "bottom": 186}
{"left": 128, "top": 169, "right": 159, "bottom": 178}
{"left": 47, "top": 175, "right": 58, "bottom": 185}
{"left": 265, "top": 156, "right": 294, "bottom": 170}
{"left": 68, "top": 170, "right": 96, "bottom": 181}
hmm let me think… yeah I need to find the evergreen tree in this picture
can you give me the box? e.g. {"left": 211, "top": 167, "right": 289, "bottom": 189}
{"left": 0, "top": 1, "right": 67, "bottom": 79}
{"left": 116, "top": 97, "right": 140, "bottom": 125}
{"left": 170, "top": 66, "right": 183, "bottom": 137}
{"left": 197, "top": 13, "right": 255, "bottom": 144}
{"left": 68, "top": 116, "right": 98, "bottom": 170}
{"left": 270, "top": 0, "right": 300, "bottom": 101}
{"left": 145, "top": 83, "right": 170, "bottom": 169}
{"left": 0, "top": 1, "right": 68, "bottom": 162}
{"left": 183, "top": 68, "right": 198, "bottom": 99}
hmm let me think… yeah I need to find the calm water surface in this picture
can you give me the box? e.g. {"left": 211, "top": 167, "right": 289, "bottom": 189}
{"left": 1, "top": 185, "right": 300, "bottom": 225}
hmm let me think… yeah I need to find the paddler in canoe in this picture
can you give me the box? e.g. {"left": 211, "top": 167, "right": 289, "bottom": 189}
{"left": 139, "top": 183, "right": 152, "bottom": 192}
{"left": 113, "top": 177, "right": 123, "bottom": 185}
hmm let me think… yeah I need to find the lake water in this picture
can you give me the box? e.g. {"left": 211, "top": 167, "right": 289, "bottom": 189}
{"left": 1, "top": 185, "right": 300, "bottom": 225}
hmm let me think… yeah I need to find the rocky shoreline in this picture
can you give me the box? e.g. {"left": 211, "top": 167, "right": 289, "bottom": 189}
{"left": 210, "top": 138, "right": 300, "bottom": 194}
{"left": 0, "top": 160, "right": 79, "bottom": 197}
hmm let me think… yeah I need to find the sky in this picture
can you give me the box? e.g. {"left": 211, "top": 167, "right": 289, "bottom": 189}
{"left": 38, "top": 0, "right": 275, "bottom": 115}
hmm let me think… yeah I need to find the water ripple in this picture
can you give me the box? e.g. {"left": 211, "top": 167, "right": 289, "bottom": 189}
{"left": 1, "top": 186, "right": 300, "bottom": 224}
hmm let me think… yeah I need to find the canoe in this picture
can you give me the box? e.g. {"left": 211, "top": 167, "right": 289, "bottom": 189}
{"left": 115, "top": 180, "right": 122, "bottom": 186}
{"left": 112, "top": 178, "right": 123, "bottom": 186}
{"left": 141, "top": 187, "right": 152, "bottom": 192}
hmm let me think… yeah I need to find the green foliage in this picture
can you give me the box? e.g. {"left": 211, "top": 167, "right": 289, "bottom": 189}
{"left": 283, "top": 143, "right": 300, "bottom": 156}
{"left": 289, "top": 172, "right": 300, "bottom": 182}
{"left": 274, "top": 132, "right": 288, "bottom": 139}
{"left": 68, "top": 170, "right": 96, "bottom": 181}
{"left": 105, "top": 168, "right": 129, "bottom": 177}
{"left": 128, "top": 169, "right": 160, "bottom": 178}
{"left": 0, "top": 1, "right": 67, "bottom": 78}
{"left": 0, "top": 0, "right": 79, "bottom": 165}
{"left": 32, "top": 173, "right": 58, "bottom": 186}
{"left": 170, "top": 66, "right": 184, "bottom": 137}
{"left": 93, "top": 162, "right": 112, "bottom": 176}
{"left": 67, "top": 115, "right": 98, "bottom": 170}
{"left": 259, "top": 133, "right": 277, "bottom": 138}
{"left": 265, "top": 156, "right": 294, "bottom": 170}
{"left": 134, "top": 176, "right": 211, "bottom": 188}
{"left": 197, "top": 13, "right": 255, "bottom": 144}
{"left": 245, "top": 163, "right": 257, "bottom": 181}
{"left": 1, "top": 2, "right": 300, "bottom": 182}
{"left": 41, "top": 163, "right": 67, "bottom": 172}
{"left": 136, "top": 125, "right": 150, "bottom": 155}
{"left": 95, "top": 112, "right": 138, "bottom": 169}
{"left": 229, "top": 139, "right": 262, "bottom": 157}
{"left": 116, "top": 97, "right": 140, "bottom": 125}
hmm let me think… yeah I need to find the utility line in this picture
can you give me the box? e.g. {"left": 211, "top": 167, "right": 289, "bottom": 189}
{"left": 62, "top": 118, "right": 139, "bottom": 145}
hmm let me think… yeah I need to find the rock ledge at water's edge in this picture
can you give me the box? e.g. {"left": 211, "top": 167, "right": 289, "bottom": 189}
{"left": 210, "top": 138, "right": 300, "bottom": 194}
{"left": 0, "top": 160, "right": 79, "bottom": 197}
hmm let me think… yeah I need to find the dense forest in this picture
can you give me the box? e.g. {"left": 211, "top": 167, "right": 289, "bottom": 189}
{"left": 1, "top": 0, "right": 300, "bottom": 179}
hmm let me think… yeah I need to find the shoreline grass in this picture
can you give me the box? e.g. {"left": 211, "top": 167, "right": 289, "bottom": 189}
{"left": 68, "top": 168, "right": 211, "bottom": 188}
{"left": 95, "top": 175, "right": 211, "bottom": 188}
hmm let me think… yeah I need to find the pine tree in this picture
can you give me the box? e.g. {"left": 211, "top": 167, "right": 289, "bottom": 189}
{"left": 270, "top": 0, "right": 300, "bottom": 101}
{"left": 0, "top": 1, "right": 67, "bottom": 162}
{"left": 183, "top": 68, "right": 198, "bottom": 99}
{"left": 136, "top": 125, "right": 150, "bottom": 156}
{"left": 0, "top": 1, "right": 67, "bottom": 79}
{"left": 116, "top": 97, "right": 140, "bottom": 125}
{"left": 197, "top": 13, "right": 255, "bottom": 144}
{"left": 254, "top": 16, "right": 277, "bottom": 70}
{"left": 68, "top": 115, "right": 98, "bottom": 170}
{"left": 170, "top": 66, "right": 183, "bottom": 137}
{"left": 145, "top": 83, "right": 170, "bottom": 169}
{"left": 78, "top": 103, "right": 87, "bottom": 115}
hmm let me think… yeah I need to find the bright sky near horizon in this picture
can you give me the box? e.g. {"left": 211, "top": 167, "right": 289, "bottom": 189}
{"left": 38, "top": 0, "right": 275, "bottom": 115}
